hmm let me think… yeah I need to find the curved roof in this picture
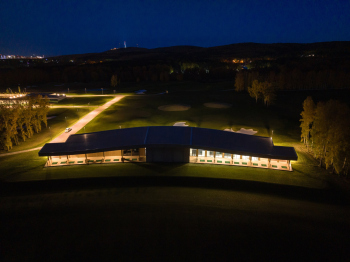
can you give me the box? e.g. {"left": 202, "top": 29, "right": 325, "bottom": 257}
{"left": 38, "top": 126, "right": 298, "bottom": 160}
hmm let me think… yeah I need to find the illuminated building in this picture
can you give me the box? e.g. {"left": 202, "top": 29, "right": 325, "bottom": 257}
{"left": 39, "top": 126, "right": 297, "bottom": 171}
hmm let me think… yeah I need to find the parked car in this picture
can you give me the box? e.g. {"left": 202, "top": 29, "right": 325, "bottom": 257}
{"left": 65, "top": 127, "right": 72, "bottom": 133}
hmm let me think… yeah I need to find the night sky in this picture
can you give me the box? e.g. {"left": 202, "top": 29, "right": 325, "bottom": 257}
{"left": 1, "top": 0, "right": 350, "bottom": 56}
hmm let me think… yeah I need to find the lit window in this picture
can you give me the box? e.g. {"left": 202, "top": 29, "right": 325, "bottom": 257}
{"left": 216, "top": 152, "right": 223, "bottom": 158}
{"left": 123, "top": 149, "right": 132, "bottom": 156}
{"left": 198, "top": 149, "right": 205, "bottom": 157}
{"left": 242, "top": 155, "right": 250, "bottom": 160}
{"left": 132, "top": 148, "right": 139, "bottom": 155}
{"left": 252, "top": 157, "right": 259, "bottom": 161}
{"left": 224, "top": 153, "right": 231, "bottom": 159}
{"left": 233, "top": 154, "right": 240, "bottom": 159}
{"left": 207, "top": 151, "right": 214, "bottom": 157}
{"left": 190, "top": 148, "right": 197, "bottom": 156}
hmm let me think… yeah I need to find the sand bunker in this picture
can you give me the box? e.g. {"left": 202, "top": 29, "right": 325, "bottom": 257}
{"left": 204, "top": 102, "right": 232, "bottom": 108}
{"left": 236, "top": 128, "right": 258, "bottom": 135}
{"left": 224, "top": 128, "right": 258, "bottom": 135}
{"left": 173, "top": 122, "right": 188, "bottom": 127}
{"left": 158, "top": 104, "right": 190, "bottom": 111}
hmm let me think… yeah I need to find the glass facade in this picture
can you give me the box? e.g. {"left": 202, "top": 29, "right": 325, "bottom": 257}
{"left": 216, "top": 152, "right": 223, "bottom": 158}
{"left": 123, "top": 149, "right": 132, "bottom": 156}
{"left": 190, "top": 148, "right": 197, "bottom": 156}
{"left": 224, "top": 153, "right": 231, "bottom": 159}
{"left": 198, "top": 149, "right": 205, "bottom": 157}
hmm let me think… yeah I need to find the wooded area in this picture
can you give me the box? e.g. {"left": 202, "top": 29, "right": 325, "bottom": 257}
{"left": 234, "top": 68, "right": 350, "bottom": 91}
{"left": 300, "top": 97, "right": 350, "bottom": 176}
{"left": 0, "top": 95, "right": 49, "bottom": 151}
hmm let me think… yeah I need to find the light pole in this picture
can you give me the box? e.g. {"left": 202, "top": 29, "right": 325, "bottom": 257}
{"left": 65, "top": 116, "right": 67, "bottom": 128}
{"left": 49, "top": 126, "right": 52, "bottom": 140}
{"left": 101, "top": 88, "right": 103, "bottom": 95}
{"left": 85, "top": 88, "right": 86, "bottom": 94}
{"left": 68, "top": 88, "right": 69, "bottom": 93}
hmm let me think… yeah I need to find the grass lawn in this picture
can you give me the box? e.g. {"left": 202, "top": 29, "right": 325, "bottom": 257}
{"left": 2, "top": 82, "right": 347, "bottom": 188}
{"left": 0, "top": 107, "right": 90, "bottom": 154}
{"left": 1, "top": 83, "right": 350, "bottom": 261}
{"left": 1, "top": 175, "right": 349, "bottom": 261}
{"left": 0, "top": 149, "right": 329, "bottom": 190}
{"left": 77, "top": 91, "right": 279, "bottom": 135}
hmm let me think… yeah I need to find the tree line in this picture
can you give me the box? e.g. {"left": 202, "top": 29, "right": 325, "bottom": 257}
{"left": 2, "top": 56, "right": 350, "bottom": 91}
{"left": 234, "top": 68, "right": 350, "bottom": 92}
{"left": 300, "top": 96, "right": 350, "bottom": 176}
{"left": 0, "top": 95, "right": 50, "bottom": 151}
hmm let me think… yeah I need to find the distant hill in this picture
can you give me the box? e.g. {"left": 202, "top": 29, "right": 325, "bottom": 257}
{"left": 50, "top": 41, "right": 350, "bottom": 63}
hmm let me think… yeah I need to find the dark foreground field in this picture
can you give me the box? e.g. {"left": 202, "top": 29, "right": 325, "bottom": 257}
{"left": 1, "top": 85, "right": 350, "bottom": 261}
{"left": 1, "top": 176, "right": 349, "bottom": 261}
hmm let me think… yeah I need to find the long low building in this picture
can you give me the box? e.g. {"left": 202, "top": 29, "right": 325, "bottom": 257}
{"left": 38, "top": 126, "right": 298, "bottom": 171}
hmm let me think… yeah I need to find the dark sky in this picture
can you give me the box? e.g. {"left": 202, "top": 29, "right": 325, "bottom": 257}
{"left": 1, "top": 0, "right": 350, "bottom": 56}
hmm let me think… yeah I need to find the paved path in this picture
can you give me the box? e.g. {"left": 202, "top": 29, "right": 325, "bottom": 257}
{"left": 0, "top": 95, "right": 125, "bottom": 157}
{"left": 66, "top": 95, "right": 117, "bottom": 97}
{"left": 0, "top": 147, "right": 43, "bottom": 158}
{"left": 50, "top": 105, "right": 96, "bottom": 108}
{"left": 50, "top": 95, "right": 125, "bottom": 143}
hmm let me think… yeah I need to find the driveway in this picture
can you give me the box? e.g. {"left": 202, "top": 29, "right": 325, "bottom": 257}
{"left": 50, "top": 95, "right": 125, "bottom": 143}
{"left": 0, "top": 95, "right": 126, "bottom": 157}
